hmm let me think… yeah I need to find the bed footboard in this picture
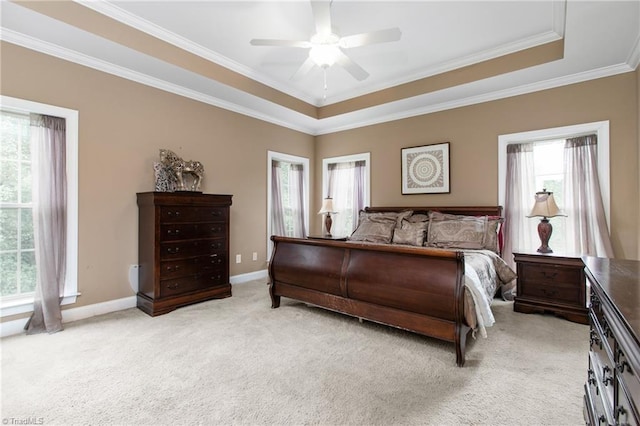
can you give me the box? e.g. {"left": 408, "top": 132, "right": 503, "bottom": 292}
{"left": 268, "top": 236, "right": 470, "bottom": 366}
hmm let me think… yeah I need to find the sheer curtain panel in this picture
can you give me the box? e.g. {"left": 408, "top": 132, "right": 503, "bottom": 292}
{"left": 503, "top": 143, "right": 537, "bottom": 270}
{"left": 327, "top": 161, "right": 366, "bottom": 236}
{"left": 270, "top": 161, "right": 286, "bottom": 237}
{"left": 563, "top": 135, "right": 614, "bottom": 257}
{"left": 288, "top": 163, "right": 306, "bottom": 237}
{"left": 25, "top": 114, "right": 67, "bottom": 334}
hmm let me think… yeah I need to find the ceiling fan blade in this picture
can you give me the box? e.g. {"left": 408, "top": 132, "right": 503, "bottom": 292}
{"left": 250, "top": 39, "right": 311, "bottom": 48}
{"left": 338, "top": 28, "right": 402, "bottom": 49}
{"left": 310, "top": 0, "right": 332, "bottom": 35}
{"left": 335, "top": 49, "right": 369, "bottom": 81}
{"left": 291, "top": 57, "right": 316, "bottom": 80}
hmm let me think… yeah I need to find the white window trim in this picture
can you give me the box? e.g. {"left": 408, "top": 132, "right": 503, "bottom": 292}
{"left": 321, "top": 152, "right": 371, "bottom": 204}
{"left": 0, "top": 96, "right": 79, "bottom": 317}
{"left": 266, "top": 151, "right": 310, "bottom": 261}
{"left": 498, "top": 120, "right": 610, "bottom": 229}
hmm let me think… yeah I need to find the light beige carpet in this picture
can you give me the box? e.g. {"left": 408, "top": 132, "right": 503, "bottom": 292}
{"left": 1, "top": 279, "right": 589, "bottom": 425}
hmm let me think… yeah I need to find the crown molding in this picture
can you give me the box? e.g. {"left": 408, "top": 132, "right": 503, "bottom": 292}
{"left": 2, "top": 23, "right": 635, "bottom": 138}
{"left": 0, "top": 28, "right": 317, "bottom": 135}
{"left": 76, "top": 0, "right": 319, "bottom": 106}
{"left": 315, "top": 63, "right": 635, "bottom": 135}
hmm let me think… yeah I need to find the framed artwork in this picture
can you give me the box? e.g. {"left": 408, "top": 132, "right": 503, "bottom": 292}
{"left": 401, "top": 142, "right": 450, "bottom": 194}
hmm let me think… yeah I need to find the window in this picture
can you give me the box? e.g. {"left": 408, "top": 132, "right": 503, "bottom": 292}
{"left": 532, "top": 139, "right": 566, "bottom": 252}
{"left": 0, "top": 96, "right": 78, "bottom": 317}
{"left": 322, "top": 153, "right": 370, "bottom": 237}
{"left": 1, "top": 111, "right": 36, "bottom": 299}
{"left": 498, "top": 121, "right": 611, "bottom": 267}
{"left": 266, "top": 151, "right": 309, "bottom": 259}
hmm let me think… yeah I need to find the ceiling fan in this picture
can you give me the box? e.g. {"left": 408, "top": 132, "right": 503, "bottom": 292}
{"left": 249, "top": 0, "right": 402, "bottom": 82}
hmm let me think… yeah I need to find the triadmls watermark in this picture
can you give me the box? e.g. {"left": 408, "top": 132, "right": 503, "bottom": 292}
{"left": 2, "top": 418, "right": 44, "bottom": 425}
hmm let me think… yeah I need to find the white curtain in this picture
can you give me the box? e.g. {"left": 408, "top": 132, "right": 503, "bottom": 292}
{"left": 563, "top": 135, "right": 614, "bottom": 257}
{"left": 270, "top": 160, "right": 286, "bottom": 236}
{"left": 288, "top": 163, "right": 306, "bottom": 238}
{"left": 270, "top": 160, "right": 306, "bottom": 238}
{"left": 503, "top": 143, "right": 537, "bottom": 270}
{"left": 327, "top": 161, "right": 366, "bottom": 236}
{"left": 25, "top": 114, "right": 67, "bottom": 334}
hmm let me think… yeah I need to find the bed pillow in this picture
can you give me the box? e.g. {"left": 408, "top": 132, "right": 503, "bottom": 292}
{"left": 392, "top": 220, "right": 428, "bottom": 246}
{"left": 426, "top": 211, "right": 488, "bottom": 249}
{"left": 407, "top": 213, "right": 429, "bottom": 223}
{"left": 485, "top": 216, "right": 504, "bottom": 254}
{"left": 350, "top": 211, "right": 411, "bottom": 243}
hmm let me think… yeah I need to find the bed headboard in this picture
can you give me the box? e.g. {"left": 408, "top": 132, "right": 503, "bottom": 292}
{"left": 364, "top": 206, "right": 503, "bottom": 217}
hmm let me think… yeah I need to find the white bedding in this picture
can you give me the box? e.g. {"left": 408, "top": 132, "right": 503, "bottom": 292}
{"left": 462, "top": 249, "right": 517, "bottom": 338}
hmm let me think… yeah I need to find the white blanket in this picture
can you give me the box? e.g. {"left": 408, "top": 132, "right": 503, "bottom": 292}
{"left": 462, "top": 250, "right": 516, "bottom": 338}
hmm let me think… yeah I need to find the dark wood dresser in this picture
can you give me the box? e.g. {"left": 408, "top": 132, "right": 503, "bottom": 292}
{"left": 513, "top": 251, "right": 588, "bottom": 324}
{"left": 583, "top": 256, "right": 640, "bottom": 425}
{"left": 136, "top": 192, "right": 232, "bottom": 316}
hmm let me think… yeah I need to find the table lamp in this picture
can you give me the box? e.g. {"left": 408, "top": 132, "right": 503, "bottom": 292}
{"left": 318, "top": 198, "right": 337, "bottom": 237}
{"left": 527, "top": 189, "right": 566, "bottom": 253}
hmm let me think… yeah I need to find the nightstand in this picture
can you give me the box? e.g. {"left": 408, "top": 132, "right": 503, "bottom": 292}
{"left": 513, "top": 251, "right": 589, "bottom": 324}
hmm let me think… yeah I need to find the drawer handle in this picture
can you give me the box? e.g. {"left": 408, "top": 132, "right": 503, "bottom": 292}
{"left": 617, "top": 360, "right": 631, "bottom": 374}
{"left": 211, "top": 227, "right": 222, "bottom": 232}
{"left": 597, "top": 415, "right": 606, "bottom": 425}
{"left": 602, "top": 366, "right": 614, "bottom": 386}
{"left": 167, "top": 247, "right": 180, "bottom": 254}
{"left": 542, "top": 271, "right": 558, "bottom": 279}
{"left": 167, "top": 283, "right": 179, "bottom": 290}
{"left": 211, "top": 275, "right": 221, "bottom": 280}
{"left": 166, "top": 265, "right": 180, "bottom": 272}
{"left": 587, "top": 369, "right": 596, "bottom": 385}
{"left": 167, "top": 211, "right": 181, "bottom": 216}
{"left": 589, "top": 330, "right": 600, "bottom": 348}
{"left": 167, "top": 229, "right": 180, "bottom": 235}
{"left": 211, "top": 211, "right": 221, "bottom": 216}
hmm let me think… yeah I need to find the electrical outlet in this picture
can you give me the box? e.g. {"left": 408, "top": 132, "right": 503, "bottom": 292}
{"left": 235, "top": 254, "right": 241, "bottom": 263}
{"left": 252, "top": 252, "right": 258, "bottom": 261}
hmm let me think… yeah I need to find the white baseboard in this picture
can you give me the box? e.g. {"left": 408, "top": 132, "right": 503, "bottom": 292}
{"left": 1, "top": 269, "right": 269, "bottom": 338}
{"left": 230, "top": 269, "right": 268, "bottom": 284}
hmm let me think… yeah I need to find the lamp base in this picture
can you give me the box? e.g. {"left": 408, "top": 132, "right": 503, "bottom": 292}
{"left": 324, "top": 212, "right": 333, "bottom": 237}
{"left": 536, "top": 218, "right": 553, "bottom": 253}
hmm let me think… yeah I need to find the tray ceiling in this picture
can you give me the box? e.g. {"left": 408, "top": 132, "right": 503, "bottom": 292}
{"left": 1, "top": 1, "right": 639, "bottom": 135}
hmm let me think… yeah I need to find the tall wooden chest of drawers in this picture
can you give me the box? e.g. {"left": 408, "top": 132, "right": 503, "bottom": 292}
{"left": 583, "top": 257, "right": 640, "bottom": 425}
{"left": 136, "top": 192, "right": 232, "bottom": 316}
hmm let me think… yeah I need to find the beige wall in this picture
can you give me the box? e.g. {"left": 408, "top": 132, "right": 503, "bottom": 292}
{"left": 2, "top": 41, "right": 639, "bottom": 323}
{"left": 315, "top": 72, "right": 640, "bottom": 260}
{"left": 0, "top": 42, "right": 315, "bottom": 321}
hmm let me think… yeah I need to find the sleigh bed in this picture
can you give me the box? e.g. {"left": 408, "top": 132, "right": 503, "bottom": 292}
{"left": 268, "top": 206, "right": 516, "bottom": 366}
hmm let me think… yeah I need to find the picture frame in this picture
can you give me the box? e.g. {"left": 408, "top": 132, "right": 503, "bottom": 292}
{"left": 401, "top": 142, "right": 450, "bottom": 194}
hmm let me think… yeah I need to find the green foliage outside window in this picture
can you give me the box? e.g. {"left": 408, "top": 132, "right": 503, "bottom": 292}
{"left": 0, "top": 111, "right": 36, "bottom": 297}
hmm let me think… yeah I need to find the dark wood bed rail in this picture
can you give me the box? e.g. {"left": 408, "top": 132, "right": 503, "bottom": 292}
{"left": 268, "top": 206, "right": 503, "bottom": 367}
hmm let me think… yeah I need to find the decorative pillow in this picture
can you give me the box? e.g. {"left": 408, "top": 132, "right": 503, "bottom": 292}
{"left": 407, "top": 213, "right": 429, "bottom": 223}
{"left": 392, "top": 220, "right": 428, "bottom": 246}
{"left": 426, "top": 212, "right": 488, "bottom": 249}
{"left": 485, "top": 216, "right": 504, "bottom": 254}
{"left": 392, "top": 228, "right": 424, "bottom": 246}
{"left": 350, "top": 210, "right": 413, "bottom": 244}
{"left": 350, "top": 213, "right": 397, "bottom": 244}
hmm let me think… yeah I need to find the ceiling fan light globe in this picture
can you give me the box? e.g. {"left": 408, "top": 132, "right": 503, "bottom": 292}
{"left": 309, "top": 45, "right": 339, "bottom": 67}
{"left": 310, "top": 32, "right": 339, "bottom": 45}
